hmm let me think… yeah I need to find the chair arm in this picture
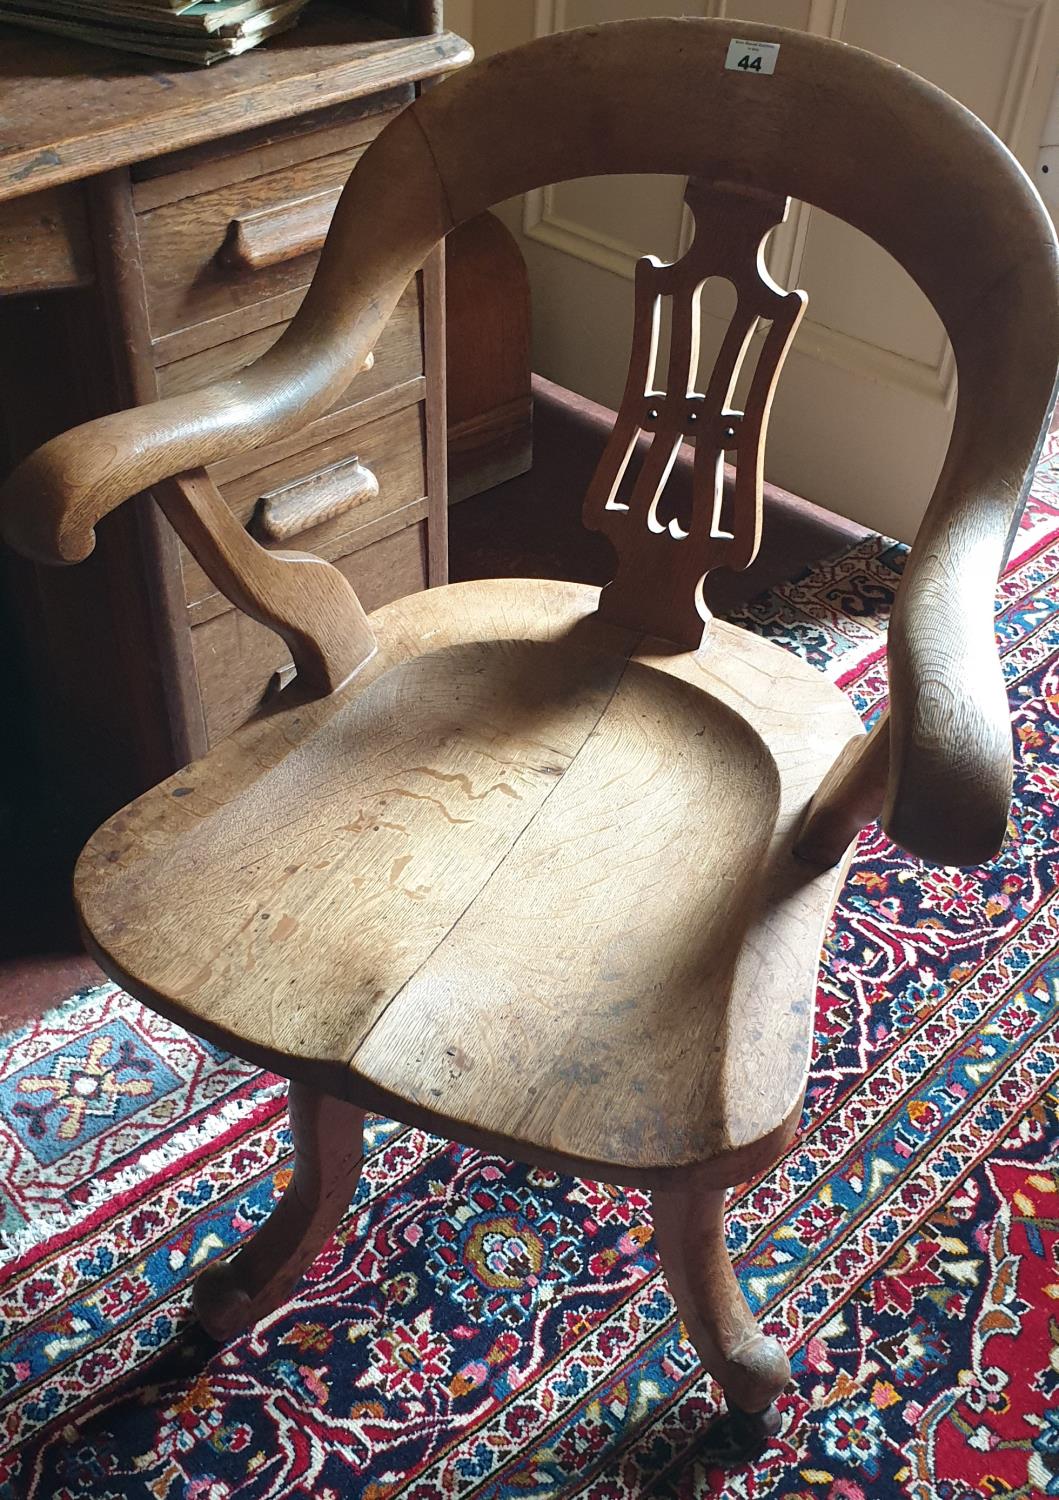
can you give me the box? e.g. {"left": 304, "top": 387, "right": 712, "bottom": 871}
{"left": 882, "top": 495, "right": 1018, "bottom": 866}
{"left": 0, "top": 108, "right": 449, "bottom": 566}
{"left": 796, "top": 461, "right": 1044, "bottom": 872}
{"left": 875, "top": 193, "right": 1059, "bottom": 868}
{"left": 1, "top": 339, "right": 357, "bottom": 564}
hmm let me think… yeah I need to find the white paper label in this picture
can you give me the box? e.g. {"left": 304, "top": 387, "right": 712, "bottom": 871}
{"left": 725, "top": 39, "right": 780, "bottom": 75}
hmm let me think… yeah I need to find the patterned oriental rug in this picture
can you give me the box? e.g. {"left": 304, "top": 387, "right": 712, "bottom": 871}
{"left": 3, "top": 447, "right": 1059, "bottom": 1500}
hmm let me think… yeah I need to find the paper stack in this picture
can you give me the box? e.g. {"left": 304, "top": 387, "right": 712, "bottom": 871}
{"left": 0, "top": 0, "right": 312, "bottom": 64}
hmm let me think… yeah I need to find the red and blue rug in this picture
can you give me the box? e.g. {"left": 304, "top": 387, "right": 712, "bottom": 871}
{"left": 3, "top": 448, "right": 1059, "bottom": 1498}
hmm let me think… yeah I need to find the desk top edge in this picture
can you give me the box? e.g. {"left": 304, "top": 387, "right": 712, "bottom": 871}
{"left": 0, "top": 16, "right": 472, "bottom": 202}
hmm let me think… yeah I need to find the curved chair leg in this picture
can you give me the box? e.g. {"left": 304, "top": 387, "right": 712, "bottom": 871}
{"left": 194, "top": 1082, "right": 366, "bottom": 1342}
{"left": 652, "top": 1185, "right": 790, "bottom": 1456}
{"left": 794, "top": 716, "right": 888, "bottom": 868}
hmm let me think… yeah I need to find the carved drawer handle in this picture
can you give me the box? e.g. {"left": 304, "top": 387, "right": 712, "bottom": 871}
{"left": 249, "top": 455, "right": 380, "bottom": 543}
{"left": 218, "top": 186, "right": 342, "bottom": 272}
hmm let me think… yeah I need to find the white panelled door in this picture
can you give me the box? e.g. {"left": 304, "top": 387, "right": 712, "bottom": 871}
{"left": 468, "top": 0, "right": 1059, "bottom": 539}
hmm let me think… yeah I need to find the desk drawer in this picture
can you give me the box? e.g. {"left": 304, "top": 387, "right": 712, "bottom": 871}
{"left": 182, "top": 397, "right": 427, "bottom": 621}
{"left": 137, "top": 108, "right": 397, "bottom": 345}
{"left": 155, "top": 278, "right": 424, "bottom": 414}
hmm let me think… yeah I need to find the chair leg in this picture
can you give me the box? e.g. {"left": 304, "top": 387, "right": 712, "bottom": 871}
{"left": 794, "top": 716, "right": 888, "bottom": 868}
{"left": 194, "top": 1081, "right": 366, "bottom": 1342}
{"left": 652, "top": 1185, "right": 790, "bottom": 1454}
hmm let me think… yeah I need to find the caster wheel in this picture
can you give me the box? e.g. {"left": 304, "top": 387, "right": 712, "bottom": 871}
{"left": 728, "top": 1400, "right": 781, "bottom": 1450}
{"left": 702, "top": 1400, "right": 782, "bottom": 1464}
{"left": 193, "top": 1258, "right": 254, "bottom": 1343}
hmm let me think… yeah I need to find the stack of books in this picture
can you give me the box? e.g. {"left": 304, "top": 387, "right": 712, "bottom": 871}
{"left": 0, "top": 0, "right": 312, "bottom": 64}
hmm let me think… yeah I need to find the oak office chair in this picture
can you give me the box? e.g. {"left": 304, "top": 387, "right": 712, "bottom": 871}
{"left": 2, "top": 18, "right": 1057, "bottom": 1456}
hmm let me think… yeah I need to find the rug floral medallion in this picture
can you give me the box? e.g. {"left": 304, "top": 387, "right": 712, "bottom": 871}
{"left": 3, "top": 448, "right": 1059, "bottom": 1498}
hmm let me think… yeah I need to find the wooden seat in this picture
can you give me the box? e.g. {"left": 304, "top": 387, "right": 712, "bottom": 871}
{"left": 3, "top": 14, "right": 1057, "bottom": 1458}
{"left": 77, "top": 576, "right": 860, "bottom": 1182}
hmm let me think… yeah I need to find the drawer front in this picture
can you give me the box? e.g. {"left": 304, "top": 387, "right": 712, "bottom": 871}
{"left": 192, "top": 521, "right": 429, "bottom": 745}
{"left": 137, "top": 109, "right": 397, "bottom": 345}
{"left": 155, "top": 279, "right": 424, "bottom": 412}
{"left": 183, "top": 399, "right": 427, "bottom": 619}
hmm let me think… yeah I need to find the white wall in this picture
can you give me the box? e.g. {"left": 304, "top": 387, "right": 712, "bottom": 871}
{"left": 443, "top": 0, "right": 475, "bottom": 43}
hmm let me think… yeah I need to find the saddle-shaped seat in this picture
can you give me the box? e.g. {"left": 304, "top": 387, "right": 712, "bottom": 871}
{"left": 77, "top": 577, "right": 859, "bottom": 1182}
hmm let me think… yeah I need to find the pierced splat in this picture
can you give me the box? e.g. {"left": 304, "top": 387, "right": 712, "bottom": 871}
{"left": 584, "top": 178, "right": 806, "bottom": 648}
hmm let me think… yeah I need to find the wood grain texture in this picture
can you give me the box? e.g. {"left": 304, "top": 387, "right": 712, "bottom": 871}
{"left": 447, "top": 374, "right": 869, "bottom": 608}
{"left": 0, "top": 101, "right": 448, "bottom": 564}
{"left": 251, "top": 454, "right": 380, "bottom": 543}
{"left": 128, "top": 93, "right": 414, "bottom": 212}
{"left": 5, "top": 16, "right": 1054, "bottom": 864}
{"left": 75, "top": 576, "right": 860, "bottom": 1188}
{"left": 585, "top": 178, "right": 805, "bottom": 648}
{"left": 0, "top": 10, "right": 471, "bottom": 202}
{"left": 138, "top": 122, "right": 392, "bottom": 340}
{"left": 219, "top": 187, "right": 344, "bottom": 275}
{"left": 410, "top": 19, "right": 1059, "bottom": 865}
{"left": 794, "top": 716, "right": 890, "bottom": 868}
{"left": 16, "top": 15, "right": 1035, "bottom": 1380}
{"left": 189, "top": 494, "right": 428, "bottom": 630}
{"left": 153, "top": 279, "right": 421, "bottom": 408}
{"left": 88, "top": 166, "right": 207, "bottom": 767}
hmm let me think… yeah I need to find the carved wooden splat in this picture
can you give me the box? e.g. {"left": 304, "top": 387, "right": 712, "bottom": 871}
{"left": 584, "top": 178, "right": 807, "bottom": 648}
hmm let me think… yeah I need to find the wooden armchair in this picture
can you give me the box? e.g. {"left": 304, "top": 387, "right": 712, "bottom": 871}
{"left": 2, "top": 18, "right": 1057, "bottom": 1456}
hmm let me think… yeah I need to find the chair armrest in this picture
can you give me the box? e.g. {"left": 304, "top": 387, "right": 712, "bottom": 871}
{"left": 1, "top": 341, "right": 358, "bottom": 564}
{"left": 883, "top": 492, "right": 1021, "bottom": 866}
{"left": 795, "top": 469, "right": 1042, "bottom": 872}
{"left": 882, "top": 258, "right": 1059, "bottom": 866}
{"left": 0, "top": 108, "right": 449, "bottom": 565}
{"left": 799, "top": 249, "right": 1058, "bottom": 872}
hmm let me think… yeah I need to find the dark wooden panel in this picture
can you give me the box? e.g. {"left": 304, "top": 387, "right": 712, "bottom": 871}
{"left": 131, "top": 90, "right": 412, "bottom": 207}
{"left": 446, "top": 211, "right": 532, "bottom": 502}
{"left": 0, "top": 185, "right": 92, "bottom": 296}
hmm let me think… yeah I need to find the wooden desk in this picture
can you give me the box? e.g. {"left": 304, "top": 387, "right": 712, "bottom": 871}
{"left": 0, "top": 5, "right": 471, "bottom": 837}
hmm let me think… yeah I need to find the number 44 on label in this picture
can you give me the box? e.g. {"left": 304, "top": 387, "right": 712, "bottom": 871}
{"left": 724, "top": 39, "right": 780, "bottom": 75}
